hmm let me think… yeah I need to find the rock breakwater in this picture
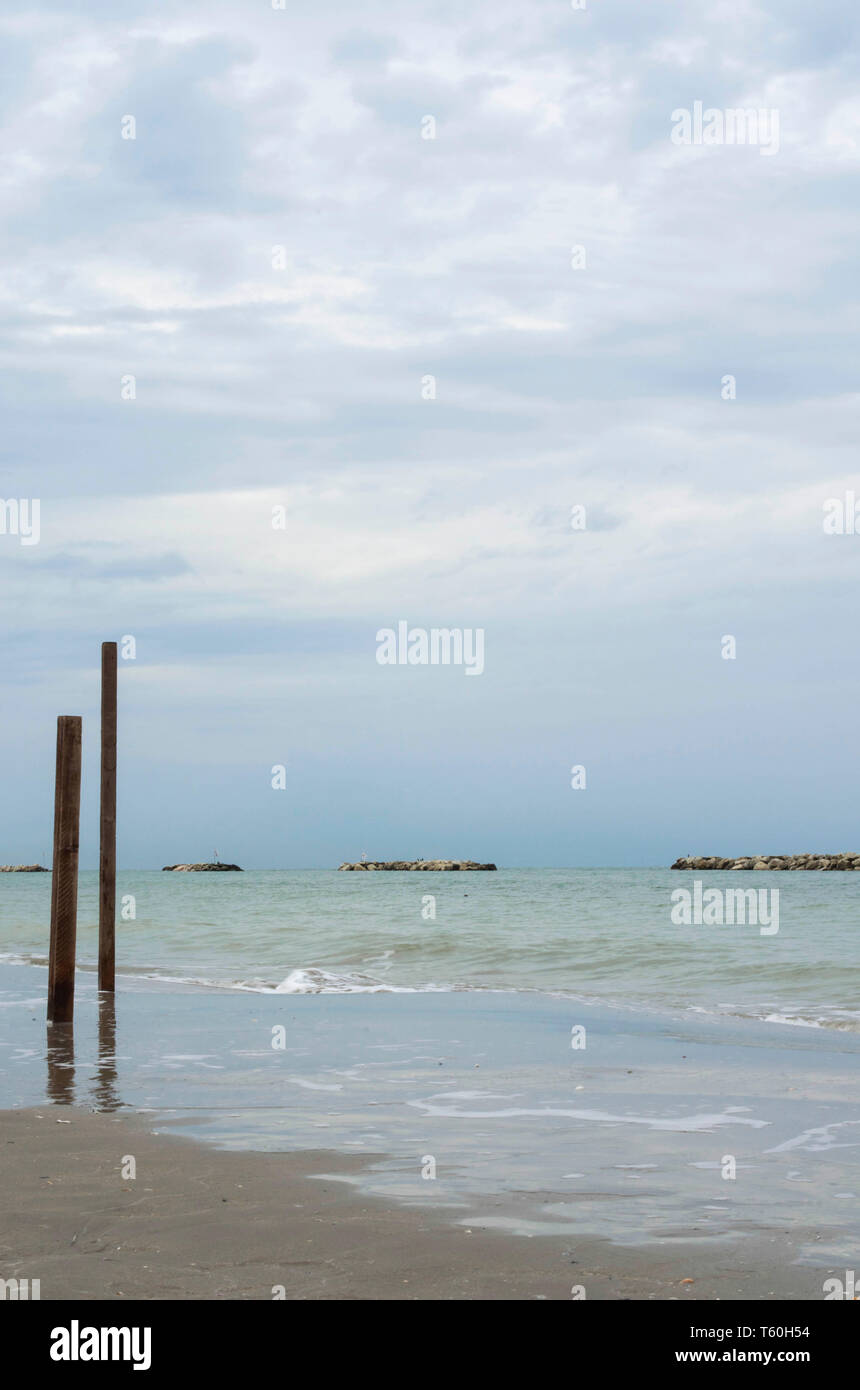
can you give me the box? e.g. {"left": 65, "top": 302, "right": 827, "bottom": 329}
{"left": 671, "top": 853, "right": 860, "bottom": 871}
{"left": 338, "top": 859, "right": 497, "bottom": 871}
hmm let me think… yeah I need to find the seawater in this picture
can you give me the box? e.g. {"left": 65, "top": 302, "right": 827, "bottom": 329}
{"left": 1, "top": 867, "right": 858, "bottom": 1031}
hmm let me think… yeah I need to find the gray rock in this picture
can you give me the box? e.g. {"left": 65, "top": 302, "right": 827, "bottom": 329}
{"left": 337, "top": 860, "right": 497, "bottom": 872}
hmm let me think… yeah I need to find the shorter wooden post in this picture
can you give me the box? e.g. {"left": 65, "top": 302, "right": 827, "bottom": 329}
{"left": 47, "top": 716, "right": 82, "bottom": 1024}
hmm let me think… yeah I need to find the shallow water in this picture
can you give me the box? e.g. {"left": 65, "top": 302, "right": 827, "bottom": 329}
{"left": 1, "top": 868, "right": 858, "bottom": 1031}
{"left": 1, "top": 964, "right": 858, "bottom": 1261}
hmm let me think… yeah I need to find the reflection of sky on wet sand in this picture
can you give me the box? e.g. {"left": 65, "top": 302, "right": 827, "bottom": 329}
{"left": 2, "top": 963, "right": 859, "bottom": 1256}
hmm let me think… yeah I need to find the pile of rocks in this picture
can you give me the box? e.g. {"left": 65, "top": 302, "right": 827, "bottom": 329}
{"left": 338, "top": 860, "right": 497, "bottom": 871}
{"left": 0, "top": 864, "right": 49, "bottom": 872}
{"left": 162, "top": 862, "right": 243, "bottom": 872}
{"left": 670, "top": 854, "right": 860, "bottom": 871}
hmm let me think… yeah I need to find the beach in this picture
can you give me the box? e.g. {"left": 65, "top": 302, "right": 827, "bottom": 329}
{"left": 0, "top": 1105, "right": 832, "bottom": 1301}
{"left": 2, "top": 915, "right": 859, "bottom": 1300}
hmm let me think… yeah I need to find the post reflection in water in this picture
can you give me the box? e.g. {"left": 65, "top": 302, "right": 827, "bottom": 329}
{"left": 94, "top": 993, "right": 120, "bottom": 1113}
{"left": 45, "top": 1021, "right": 75, "bottom": 1104}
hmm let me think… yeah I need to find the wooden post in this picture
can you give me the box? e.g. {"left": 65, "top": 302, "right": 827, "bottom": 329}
{"left": 99, "top": 642, "right": 118, "bottom": 992}
{"left": 47, "top": 716, "right": 82, "bottom": 1023}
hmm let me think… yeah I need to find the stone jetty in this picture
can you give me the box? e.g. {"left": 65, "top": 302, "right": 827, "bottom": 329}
{"left": 162, "top": 862, "right": 243, "bottom": 872}
{"left": 338, "top": 860, "right": 497, "bottom": 871}
{"left": 0, "top": 864, "right": 49, "bottom": 872}
{"left": 671, "top": 853, "right": 860, "bottom": 871}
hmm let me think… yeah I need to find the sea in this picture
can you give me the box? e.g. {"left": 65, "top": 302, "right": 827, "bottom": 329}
{"left": 0, "top": 867, "right": 857, "bottom": 1031}
{"left": 2, "top": 867, "right": 858, "bottom": 1267}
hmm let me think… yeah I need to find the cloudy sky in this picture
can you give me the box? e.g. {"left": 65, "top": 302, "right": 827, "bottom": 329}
{"left": 1, "top": 0, "right": 858, "bottom": 868}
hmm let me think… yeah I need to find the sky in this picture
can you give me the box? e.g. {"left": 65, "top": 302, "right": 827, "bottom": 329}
{"left": 0, "top": 0, "right": 858, "bottom": 868}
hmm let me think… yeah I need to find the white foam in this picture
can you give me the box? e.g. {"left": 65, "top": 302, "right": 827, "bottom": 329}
{"left": 271, "top": 967, "right": 441, "bottom": 995}
{"left": 408, "top": 1097, "right": 770, "bottom": 1132}
{"left": 765, "top": 1120, "right": 860, "bottom": 1154}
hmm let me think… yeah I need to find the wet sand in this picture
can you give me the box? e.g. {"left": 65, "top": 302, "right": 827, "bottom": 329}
{"left": 0, "top": 1106, "right": 832, "bottom": 1300}
{"left": 2, "top": 961, "right": 858, "bottom": 1300}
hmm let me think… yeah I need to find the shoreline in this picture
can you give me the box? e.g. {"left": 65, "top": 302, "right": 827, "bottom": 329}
{"left": 0, "top": 1106, "right": 837, "bottom": 1301}
{"left": 2, "top": 951, "right": 858, "bottom": 1038}
{"left": 1, "top": 961, "right": 858, "bottom": 1302}
{"left": 2, "top": 945, "right": 859, "bottom": 1302}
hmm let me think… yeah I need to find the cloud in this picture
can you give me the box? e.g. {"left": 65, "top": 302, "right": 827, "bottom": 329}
{"left": 0, "top": 0, "right": 859, "bottom": 863}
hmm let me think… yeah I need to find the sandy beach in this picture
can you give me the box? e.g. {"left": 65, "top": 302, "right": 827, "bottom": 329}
{"left": 0, "top": 1106, "right": 831, "bottom": 1301}
{"left": 2, "top": 958, "right": 858, "bottom": 1300}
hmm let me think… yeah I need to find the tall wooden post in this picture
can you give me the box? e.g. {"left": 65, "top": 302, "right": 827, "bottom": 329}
{"left": 47, "top": 716, "right": 82, "bottom": 1023}
{"left": 99, "top": 642, "right": 117, "bottom": 992}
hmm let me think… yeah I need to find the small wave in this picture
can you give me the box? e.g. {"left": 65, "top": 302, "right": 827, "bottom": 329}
{"left": 269, "top": 968, "right": 445, "bottom": 995}
{"left": 685, "top": 1002, "right": 860, "bottom": 1033}
{"left": 0, "top": 952, "right": 48, "bottom": 968}
{"left": 761, "top": 1013, "right": 823, "bottom": 1029}
{"left": 1, "top": 953, "right": 857, "bottom": 1030}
